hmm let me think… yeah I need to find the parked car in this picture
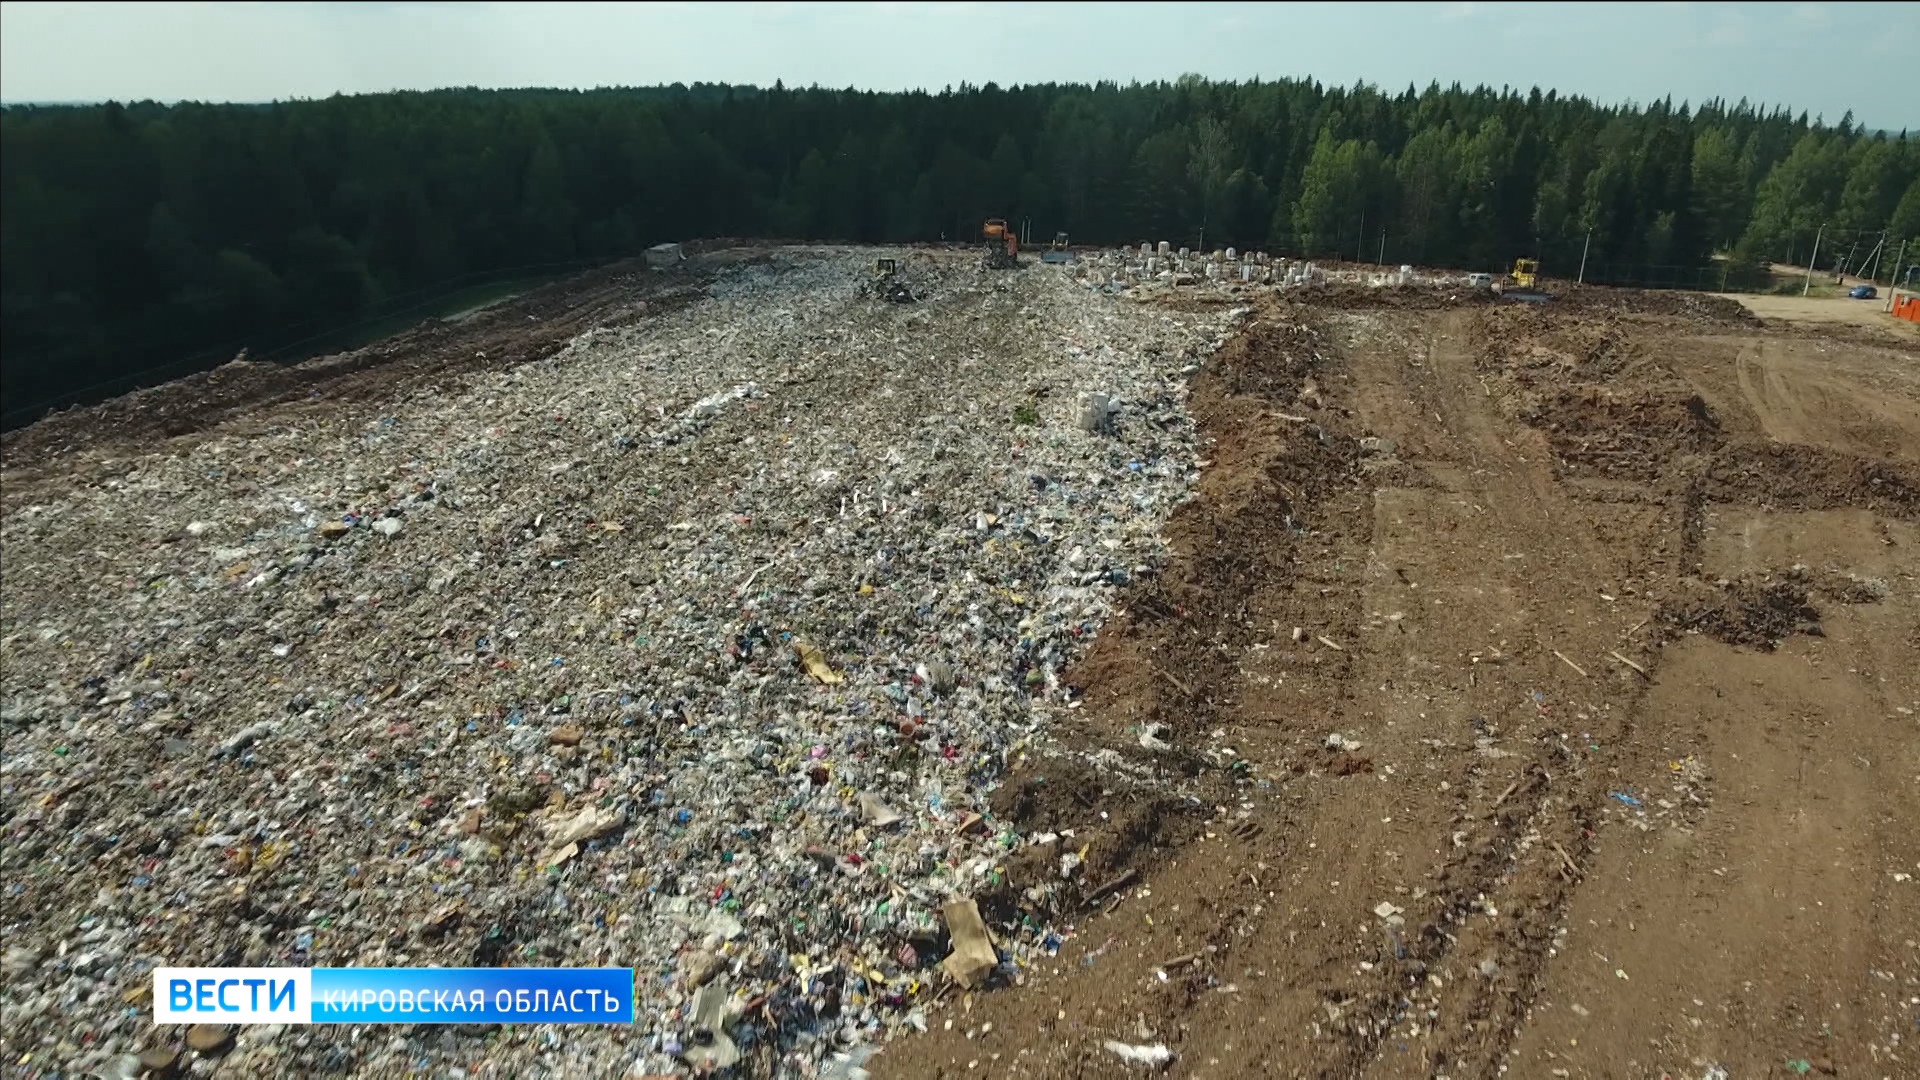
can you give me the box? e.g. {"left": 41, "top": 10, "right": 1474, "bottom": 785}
{"left": 1848, "top": 284, "right": 1878, "bottom": 300}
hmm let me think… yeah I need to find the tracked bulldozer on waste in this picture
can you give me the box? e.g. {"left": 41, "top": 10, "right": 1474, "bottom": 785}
{"left": 982, "top": 219, "right": 1019, "bottom": 269}
{"left": 860, "top": 257, "right": 915, "bottom": 303}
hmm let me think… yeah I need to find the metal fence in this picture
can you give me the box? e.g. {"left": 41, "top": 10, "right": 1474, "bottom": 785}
{"left": 1573, "top": 262, "right": 1773, "bottom": 293}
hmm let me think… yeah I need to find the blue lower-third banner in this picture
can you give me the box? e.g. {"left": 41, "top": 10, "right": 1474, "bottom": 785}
{"left": 153, "top": 967, "right": 634, "bottom": 1024}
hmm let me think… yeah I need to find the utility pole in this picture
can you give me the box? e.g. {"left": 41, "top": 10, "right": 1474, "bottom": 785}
{"left": 1802, "top": 224, "right": 1825, "bottom": 296}
{"left": 1860, "top": 231, "right": 1887, "bottom": 283}
{"left": 1891, "top": 239, "right": 1909, "bottom": 292}
{"left": 1577, "top": 230, "right": 1591, "bottom": 285}
{"left": 1357, "top": 211, "right": 1364, "bottom": 263}
{"left": 1378, "top": 230, "right": 1386, "bottom": 265}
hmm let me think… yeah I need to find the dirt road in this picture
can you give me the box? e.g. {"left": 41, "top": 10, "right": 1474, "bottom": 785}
{"left": 876, "top": 291, "right": 1920, "bottom": 1078}
{"left": 1725, "top": 292, "right": 1920, "bottom": 336}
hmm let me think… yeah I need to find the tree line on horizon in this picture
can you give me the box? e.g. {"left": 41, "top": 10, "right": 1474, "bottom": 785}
{"left": 4, "top": 77, "right": 1917, "bottom": 424}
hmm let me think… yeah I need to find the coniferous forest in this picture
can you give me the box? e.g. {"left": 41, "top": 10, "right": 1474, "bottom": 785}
{"left": 4, "top": 79, "right": 1918, "bottom": 425}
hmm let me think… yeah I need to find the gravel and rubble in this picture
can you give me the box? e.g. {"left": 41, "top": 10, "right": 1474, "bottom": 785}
{"left": 1066, "top": 240, "right": 1477, "bottom": 295}
{"left": 0, "top": 248, "right": 1238, "bottom": 1077}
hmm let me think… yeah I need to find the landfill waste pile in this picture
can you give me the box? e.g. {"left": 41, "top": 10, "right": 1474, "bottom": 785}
{"left": 0, "top": 248, "right": 1238, "bottom": 1077}
{"left": 1068, "top": 240, "right": 1460, "bottom": 295}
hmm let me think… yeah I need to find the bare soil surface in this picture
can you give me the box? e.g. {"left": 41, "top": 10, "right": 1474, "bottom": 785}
{"left": 1726, "top": 292, "right": 1919, "bottom": 337}
{"left": 873, "top": 290, "right": 1920, "bottom": 1079}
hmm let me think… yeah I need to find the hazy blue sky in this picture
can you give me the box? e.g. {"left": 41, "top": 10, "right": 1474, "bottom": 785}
{"left": 2, "top": 1, "right": 1914, "bottom": 131}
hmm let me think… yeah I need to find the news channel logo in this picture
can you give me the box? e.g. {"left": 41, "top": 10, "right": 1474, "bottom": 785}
{"left": 153, "top": 967, "right": 635, "bottom": 1025}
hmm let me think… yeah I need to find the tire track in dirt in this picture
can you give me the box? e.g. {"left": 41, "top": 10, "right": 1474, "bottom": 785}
{"left": 1734, "top": 343, "right": 1813, "bottom": 447}
{"left": 1329, "top": 307, "right": 1674, "bottom": 1078}
{"left": 1452, "top": 299, "right": 1920, "bottom": 1077}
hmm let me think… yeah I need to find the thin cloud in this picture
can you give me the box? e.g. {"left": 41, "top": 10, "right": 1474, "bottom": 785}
{"left": 1706, "top": 15, "right": 1749, "bottom": 47}
{"left": 1794, "top": 3, "right": 1831, "bottom": 27}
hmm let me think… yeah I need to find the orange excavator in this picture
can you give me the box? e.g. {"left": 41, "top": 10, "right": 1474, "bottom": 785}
{"left": 982, "top": 219, "right": 1019, "bottom": 269}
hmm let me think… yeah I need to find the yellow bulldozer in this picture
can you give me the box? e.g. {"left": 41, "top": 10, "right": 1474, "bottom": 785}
{"left": 1494, "top": 257, "right": 1550, "bottom": 302}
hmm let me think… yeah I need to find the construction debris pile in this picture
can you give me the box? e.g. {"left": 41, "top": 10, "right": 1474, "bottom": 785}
{"left": 0, "top": 249, "right": 1237, "bottom": 1077}
{"left": 1072, "top": 240, "right": 1468, "bottom": 295}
